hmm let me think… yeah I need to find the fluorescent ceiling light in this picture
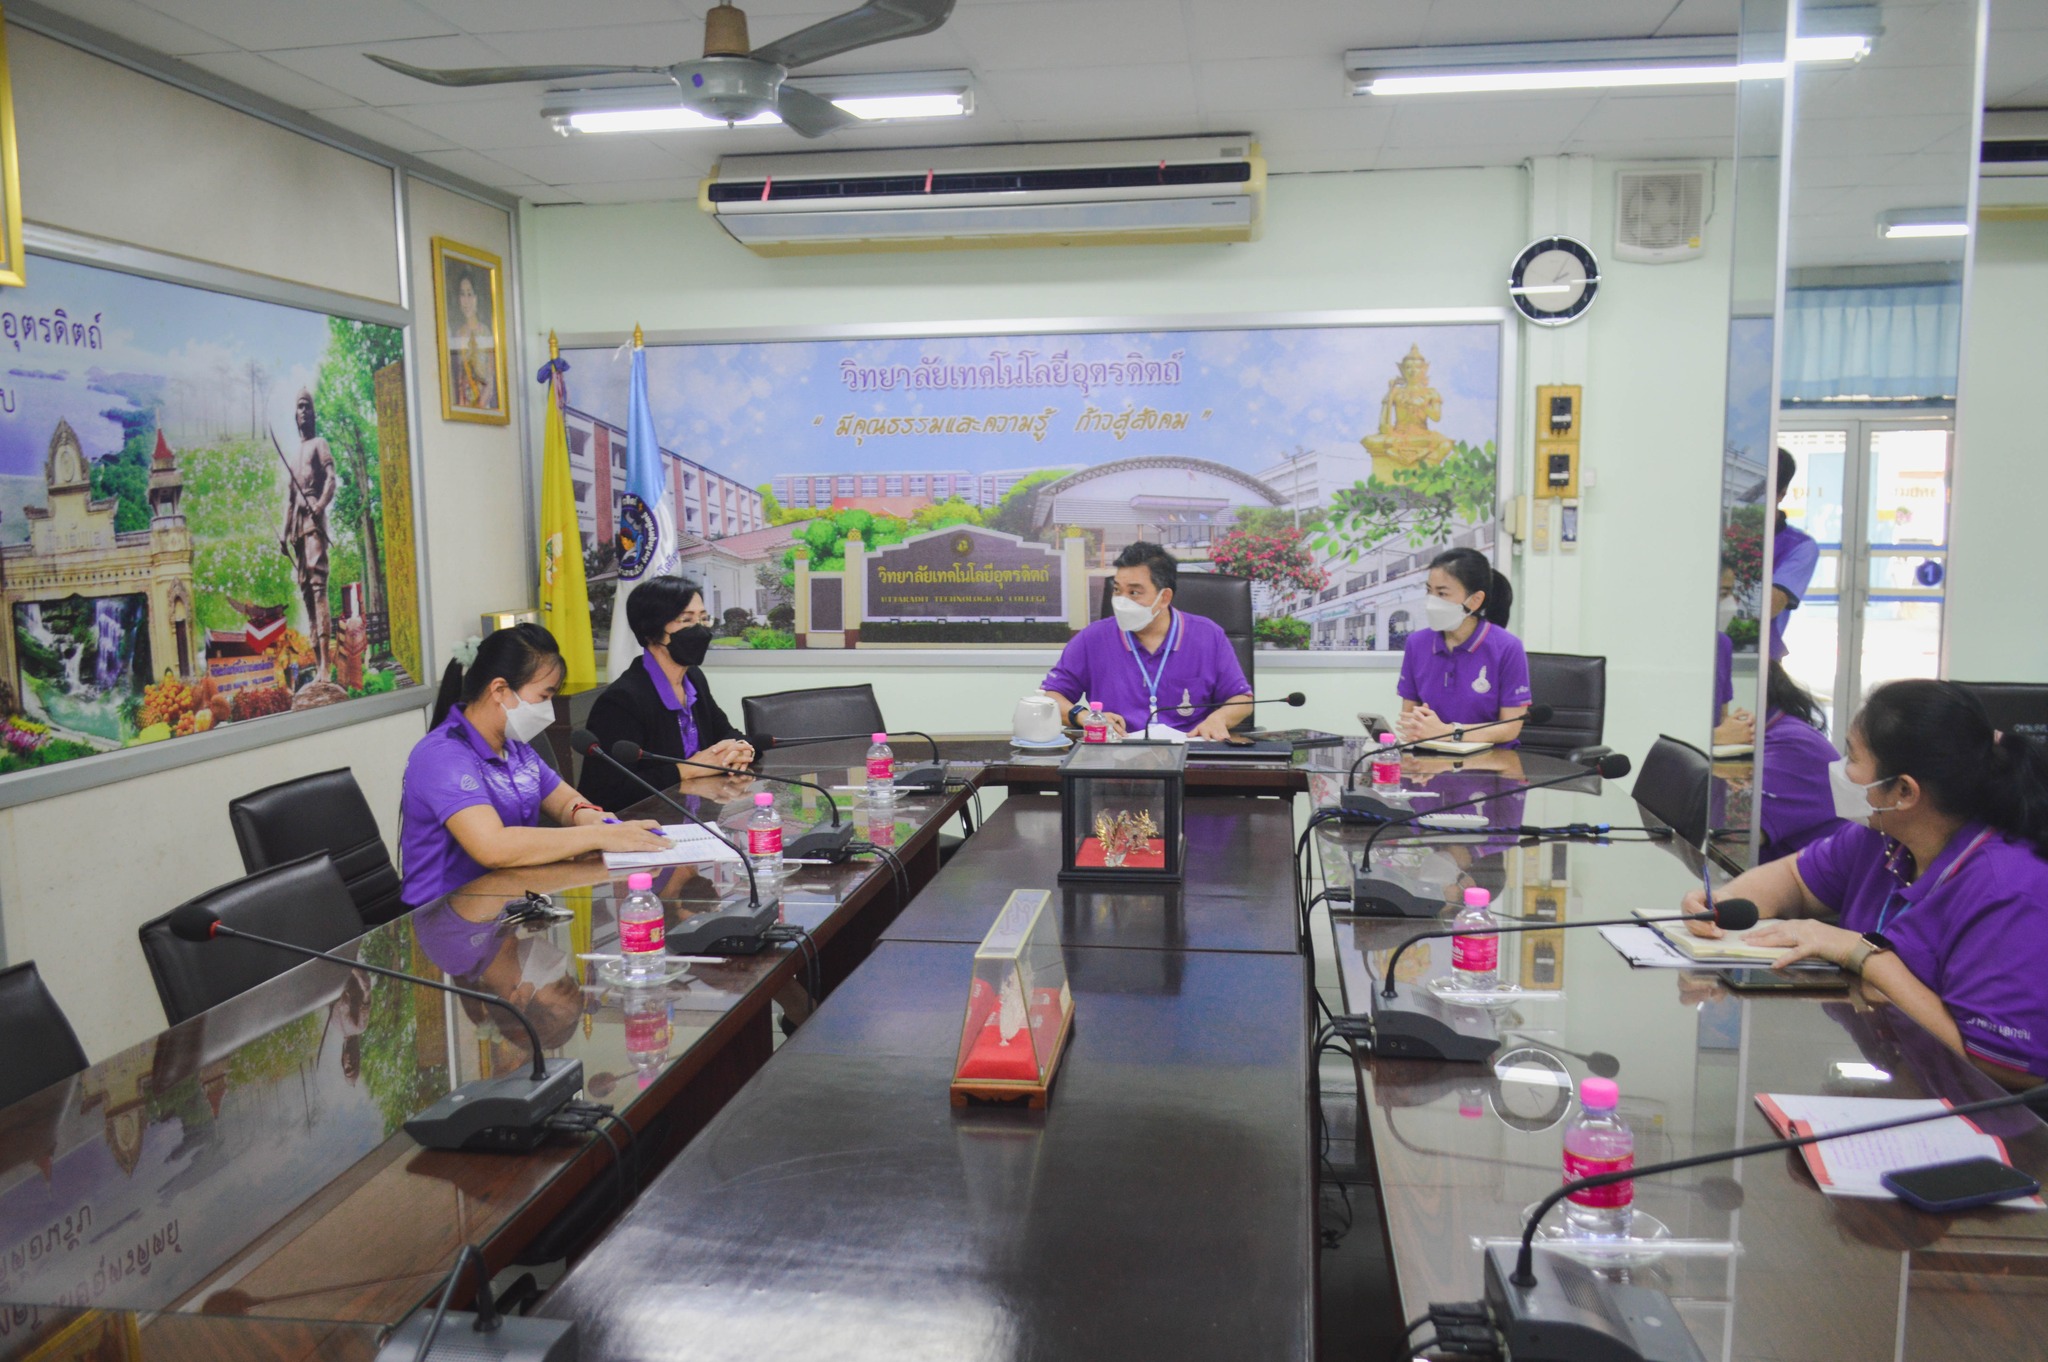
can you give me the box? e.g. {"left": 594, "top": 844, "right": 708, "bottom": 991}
{"left": 546, "top": 71, "right": 973, "bottom": 134}
{"left": 1879, "top": 207, "right": 1969, "bottom": 238}
{"left": 1349, "top": 29, "right": 1872, "bottom": 97}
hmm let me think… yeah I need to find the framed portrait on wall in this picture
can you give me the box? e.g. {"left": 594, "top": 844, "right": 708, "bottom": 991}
{"left": 0, "top": 17, "right": 27, "bottom": 289}
{"left": 429, "top": 236, "right": 508, "bottom": 424}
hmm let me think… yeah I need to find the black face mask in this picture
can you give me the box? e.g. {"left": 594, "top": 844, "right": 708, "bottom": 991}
{"left": 662, "top": 625, "right": 713, "bottom": 669}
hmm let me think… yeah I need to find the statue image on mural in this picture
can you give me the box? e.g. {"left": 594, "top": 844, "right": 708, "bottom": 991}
{"left": 559, "top": 321, "right": 1499, "bottom": 654}
{"left": 0, "top": 256, "right": 420, "bottom": 777}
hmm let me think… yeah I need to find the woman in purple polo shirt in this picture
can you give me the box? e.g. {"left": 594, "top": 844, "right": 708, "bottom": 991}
{"left": 1687, "top": 680, "right": 2048, "bottom": 1085}
{"left": 1396, "top": 548, "right": 1532, "bottom": 747}
{"left": 398, "top": 624, "right": 668, "bottom": 908}
{"left": 1041, "top": 541, "right": 1253, "bottom": 740}
{"left": 1753, "top": 661, "right": 1849, "bottom": 860}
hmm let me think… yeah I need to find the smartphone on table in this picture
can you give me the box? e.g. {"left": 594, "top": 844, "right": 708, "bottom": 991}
{"left": 1881, "top": 1157, "right": 2040, "bottom": 1213}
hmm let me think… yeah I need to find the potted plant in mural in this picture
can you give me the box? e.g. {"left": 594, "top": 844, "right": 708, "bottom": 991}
{"left": 1722, "top": 504, "right": 1767, "bottom": 652}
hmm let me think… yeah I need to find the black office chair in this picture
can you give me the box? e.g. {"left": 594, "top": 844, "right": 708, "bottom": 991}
{"left": 229, "top": 768, "right": 404, "bottom": 927}
{"left": 1522, "top": 652, "right": 1612, "bottom": 764}
{"left": 1955, "top": 681, "right": 2048, "bottom": 742}
{"left": 1096, "top": 569, "right": 1257, "bottom": 692}
{"left": 1634, "top": 735, "right": 1712, "bottom": 849}
{"left": 0, "top": 961, "right": 89, "bottom": 1108}
{"left": 740, "top": 684, "right": 886, "bottom": 745}
{"left": 138, "top": 854, "right": 367, "bottom": 1027}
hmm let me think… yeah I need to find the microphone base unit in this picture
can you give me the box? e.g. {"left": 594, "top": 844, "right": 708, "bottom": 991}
{"left": 404, "top": 1057, "right": 585, "bottom": 1153}
{"left": 1345, "top": 876, "right": 1446, "bottom": 919}
{"left": 1368, "top": 1006, "right": 1502, "bottom": 1063}
{"left": 375, "top": 1309, "right": 577, "bottom": 1362}
{"left": 1483, "top": 1244, "right": 1704, "bottom": 1362}
{"left": 666, "top": 901, "right": 781, "bottom": 956}
{"left": 786, "top": 822, "right": 857, "bottom": 860}
{"left": 896, "top": 763, "right": 947, "bottom": 791}
{"left": 1337, "top": 790, "right": 1422, "bottom": 821}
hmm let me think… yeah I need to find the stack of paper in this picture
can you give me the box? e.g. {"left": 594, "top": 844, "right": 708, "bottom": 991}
{"left": 603, "top": 823, "right": 743, "bottom": 869}
{"left": 1756, "top": 1093, "right": 2046, "bottom": 1205}
{"left": 1415, "top": 738, "right": 1494, "bottom": 755}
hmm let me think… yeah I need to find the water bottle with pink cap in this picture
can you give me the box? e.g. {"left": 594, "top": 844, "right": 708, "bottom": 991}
{"left": 1562, "top": 1076, "right": 1636, "bottom": 1238}
{"left": 1448, "top": 886, "right": 1499, "bottom": 992}
{"left": 866, "top": 732, "right": 896, "bottom": 807}
{"left": 617, "top": 871, "right": 666, "bottom": 984}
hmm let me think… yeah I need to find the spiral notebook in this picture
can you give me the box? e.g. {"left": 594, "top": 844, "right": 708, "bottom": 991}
{"left": 1756, "top": 1093, "right": 2046, "bottom": 1205}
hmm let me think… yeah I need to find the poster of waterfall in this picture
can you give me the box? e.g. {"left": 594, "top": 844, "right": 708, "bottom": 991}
{"left": 0, "top": 255, "right": 421, "bottom": 779}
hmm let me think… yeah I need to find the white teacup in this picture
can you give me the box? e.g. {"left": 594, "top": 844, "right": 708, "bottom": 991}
{"left": 1013, "top": 694, "right": 1062, "bottom": 743}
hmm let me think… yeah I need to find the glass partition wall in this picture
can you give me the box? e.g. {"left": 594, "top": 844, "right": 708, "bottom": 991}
{"left": 1712, "top": 0, "right": 1985, "bottom": 867}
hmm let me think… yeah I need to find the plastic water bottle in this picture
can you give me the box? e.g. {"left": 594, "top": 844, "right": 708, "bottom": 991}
{"left": 747, "top": 792, "right": 784, "bottom": 881}
{"left": 1083, "top": 702, "right": 1109, "bottom": 744}
{"left": 866, "top": 732, "right": 896, "bottom": 806}
{"left": 617, "top": 872, "right": 666, "bottom": 983}
{"left": 1449, "top": 887, "right": 1500, "bottom": 993}
{"left": 1562, "top": 1077, "right": 1636, "bottom": 1239}
{"left": 1370, "top": 731, "right": 1402, "bottom": 785}
{"left": 622, "top": 989, "right": 671, "bottom": 1089}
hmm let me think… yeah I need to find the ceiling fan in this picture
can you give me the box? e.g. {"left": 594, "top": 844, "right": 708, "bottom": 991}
{"left": 367, "top": 0, "right": 957, "bottom": 138}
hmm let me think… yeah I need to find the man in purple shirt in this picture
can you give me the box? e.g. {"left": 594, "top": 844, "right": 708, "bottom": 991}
{"left": 1041, "top": 542, "right": 1252, "bottom": 739}
{"left": 1769, "top": 448, "right": 1819, "bottom": 661}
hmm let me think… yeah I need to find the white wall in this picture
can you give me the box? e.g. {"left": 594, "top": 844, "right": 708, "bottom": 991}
{"left": 1949, "top": 216, "right": 2048, "bottom": 681}
{"left": 524, "top": 162, "right": 1735, "bottom": 768}
{"left": 0, "top": 30, "right": 529, "bottom": 1060}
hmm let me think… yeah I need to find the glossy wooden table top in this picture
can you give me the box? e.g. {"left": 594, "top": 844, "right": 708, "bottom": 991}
{"left": 1313, "top": 791, "right": 2048, "bottom": 1362}
{"left": 758, "top": 731, "right": 1312, "bottom": 792}
{"left": 543, "top": 938, "right": 1315, "bottom": 1362}
{"left": 0, "top": 776, "right": 968, "bottom": 1336}
{"left": 881, "top": 792, "right": 1300, "bottom": 955}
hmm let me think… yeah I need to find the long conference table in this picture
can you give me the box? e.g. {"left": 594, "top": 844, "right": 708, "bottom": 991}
{"left": 4, "top": 735, "right": 2047, "bottom": 1362}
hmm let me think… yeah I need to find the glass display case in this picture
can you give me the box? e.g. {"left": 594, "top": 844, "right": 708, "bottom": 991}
{"left": 1056, "top": 741, "right": 1186, "bottom": 884}
{"left": 951, "top": 889, "right": 1074, "bottom": 1108}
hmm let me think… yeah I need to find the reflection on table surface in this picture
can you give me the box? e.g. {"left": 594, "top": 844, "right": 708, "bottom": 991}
{"left": 1316, "top": 814, "right": 2048, "bottom": 1361}
{"left": 0, "top": 776, "right": 960, "bottom": 1335}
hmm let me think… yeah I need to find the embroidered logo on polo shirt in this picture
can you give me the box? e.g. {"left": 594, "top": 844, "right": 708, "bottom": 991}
{"left": 1179, "top": 687, "right": 1192, "bottom": 717}
{"left": 459, "top": 775, "right": 481, "bottom": 792}
{"left": 1472, "top": 665, "right": 1492, "bottom": 694}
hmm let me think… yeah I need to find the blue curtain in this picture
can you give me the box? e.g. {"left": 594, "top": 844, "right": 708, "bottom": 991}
{"left": 1780, "top": 283, "right": 1960, "bottom": 402}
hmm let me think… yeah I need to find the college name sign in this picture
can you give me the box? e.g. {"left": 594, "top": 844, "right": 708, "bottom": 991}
{"left": 864, "top": 527, "right": 1066, "bottom": 622}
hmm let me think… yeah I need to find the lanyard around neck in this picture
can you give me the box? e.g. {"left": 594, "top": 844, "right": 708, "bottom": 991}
{"left": 1121, "top": 607, "right": 1182, "bottom": 706}
{"left": 1877, "top": 827, "right": 1995, "bottom": 932}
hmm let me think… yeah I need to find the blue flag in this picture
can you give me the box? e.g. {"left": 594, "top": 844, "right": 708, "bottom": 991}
{"left": 606, "top": 341, "right": 681, "bottom": 675}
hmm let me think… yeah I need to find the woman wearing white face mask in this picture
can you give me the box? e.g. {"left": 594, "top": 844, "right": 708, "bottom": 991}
{"left": 397, "top": 624, "right": 669, "bottom": 909}
{"left": 1685, "top": 680, "right": 2048, "bottom": 1087}
{"left": 1395, "top": 548, "right": 1532, "bottom": 746}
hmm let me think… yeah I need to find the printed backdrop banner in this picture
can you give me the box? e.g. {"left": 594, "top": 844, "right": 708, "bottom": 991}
{"left": 0, "top": 255, "right": 419, "bottom": 779}
{"left": 562, "top": 321, "right": 1501, "bottom": 652}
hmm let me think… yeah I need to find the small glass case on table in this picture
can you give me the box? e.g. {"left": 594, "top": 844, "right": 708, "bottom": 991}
{"left": 951, "top": 889, "right": 1074, "bottom": 1108}
{"left": 1057, "top": 740, "right": 1187, "bottom": 884}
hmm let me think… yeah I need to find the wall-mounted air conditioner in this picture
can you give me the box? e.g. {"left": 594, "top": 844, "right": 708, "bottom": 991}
{"left": 699, "top": 136, "right": 1265, "bottom": 256}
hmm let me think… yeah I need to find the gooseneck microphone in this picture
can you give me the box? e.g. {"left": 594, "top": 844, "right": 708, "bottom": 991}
{"left": 571, "top": 729, "right": 760, "bottom": 909}
{"left": 746, "top": 728, "right": 946, "bottom": 790}
{"left": 1378, "top": 899, "right": 1761, "bottom": 1000}
{"left": 1344, "top": 895, "right": 1758, "bottom": 1065}
{"left": 612, "top": 738, "right": 854, "bottom": 860}
{"left": 1344, "top": 704, "right": 1555, "bottom": 791}
{"left": 1139, "top": 688, "right": 1305, "bottom": 734}
{"left": 166, "top": 905, "right": 581, "bottom": 1152}
{"left": 1353, "top": 752, "right": 1630, "bottom": 872}
{"left": 1479, "top": 1083, "right": 2048, "bottom": 1362}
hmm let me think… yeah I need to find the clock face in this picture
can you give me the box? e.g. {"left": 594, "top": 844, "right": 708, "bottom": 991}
{"left": 1510, "top": 236, "right": 1600, "bottom": 326}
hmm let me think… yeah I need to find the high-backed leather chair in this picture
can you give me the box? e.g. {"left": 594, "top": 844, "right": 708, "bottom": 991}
{"left": 137, "top": 854, "right": 367, "bottom": 1026}
{"left": 1634, "top": 736, "right": 1712, "bottom": 849}
{"left": 1955, "top": 681, "right": 2048, "bottom": 742}
{"left": 0, "top": 962, "right": 89, "bottom": 1108}
{"left": 229, "top": 768, "right": 404, "bottom": 927}
{"left": 740, "top": 684, "right": 887, "bottom": 745}
{"left": 1523, "top": 652, "right": 1612, "bottom": 764}
{"left": 1096, "top": 570, "right": 1257, "bottom": 690}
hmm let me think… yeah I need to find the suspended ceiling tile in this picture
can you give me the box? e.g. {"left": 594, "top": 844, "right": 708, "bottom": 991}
{"left": 414, "top": 146, "right": 538, "bottom": 188}
{"left": 128, "top": 0, "right": 455, "bottom": 51}
{"left": 1182, "top": 0, "right": 1428, "bottom": 63}
{"left": 1570, "top": 92, "right": 1737, "bottom": 143}
{"left": 264, "top": 35, "right": 531, "bottom": 106}
{"left": 314, "top": 103, "right": 463, "bottom": 154}
{"left": 413, "top": 0, "right": 696, "bottom": 33}
{"left": 1382, "top": 95, "right": 1597, "bottom": 150}
{"left": 51, "top": 0, "right": 238, "bottom": 56}
{"left": 1193, "top": 57, "right": 1353, "bottom": 115}
{"left": 475, "top": 21, "right": 709, "bottom": 66}
{"left": 181, "top": 50, "right": 361, "bottom": 110}
{"left": 382, "top": 96, "right": 569, "bottom": 150}
{"left": 1416, "top": 0, "right": 1685, "bottom": 46}
{"left": 486, "top": 135, "right": 698, "bottom": 186}
{"left": 978, "top": 61, "right": 1199, "bottom": 127}
{"left": 543, "top": 177, "right": 715, "bottom": 204}
{"left": 948, "top": 0, "right": 1191, "bottom": 73}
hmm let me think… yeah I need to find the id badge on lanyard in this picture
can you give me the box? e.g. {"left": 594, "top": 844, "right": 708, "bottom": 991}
{"left": 1125, "top": 608, "right": 1183, "bottom": 721}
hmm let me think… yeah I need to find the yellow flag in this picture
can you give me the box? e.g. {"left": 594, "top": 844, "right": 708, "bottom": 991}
{"left": 539, "top": 365, "right": 598, "bottom": 692}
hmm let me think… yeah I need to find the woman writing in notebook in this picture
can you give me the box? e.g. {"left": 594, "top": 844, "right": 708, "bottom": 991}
{"left": 1685, "top": 680, "right": 2048, "bottom": 1087}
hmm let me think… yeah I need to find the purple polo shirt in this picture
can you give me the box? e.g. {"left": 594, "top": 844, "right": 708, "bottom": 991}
{"left": 641, "top": 651, "right": 700, "bottom": 757}
{"left": 1714, "top": 632, "right": 1734, "bottom": 719}
{"left": 1397, "top": 621, "right": 1533, "bottom": 745}
{"left": 409, "top": 901, "right": 506, "bottom": 979}
{"left": 1757, "top": 710, "right": 1846, "bottom": 860}
{"left": 1797, "top": 822, "right": 2048, "bottom": 1077}
{"left": 1771, "top": 523, "right": 1819, "bottom": 660}
{"left": 398, "top": 709, "right": 562, "bottom": 906}
{"left": 1042, "top": 610, "right": 1251, "bottom": 733}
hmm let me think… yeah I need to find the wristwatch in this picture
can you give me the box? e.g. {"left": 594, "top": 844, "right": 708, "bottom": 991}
{"left": 1845, "top": 931, "right": 1896, "bottom": 976}
{"left": 1068, "top": 703, "right": 1088, "bottom": 727}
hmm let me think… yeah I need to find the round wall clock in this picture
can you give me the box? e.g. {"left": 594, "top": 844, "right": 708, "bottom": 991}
{"left": 1510, "top": 236, "right": 1600, "bottom": 326}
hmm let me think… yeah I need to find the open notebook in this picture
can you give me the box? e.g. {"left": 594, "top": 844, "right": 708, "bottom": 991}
{"left": 1756, "top": 1093, "right": 2046, "bottom": 1205}
{"left": 603, "top": 823, "right": 743, "bottom": 870}
{"left": 1631, "top": 908, "right": 1789, "bottom": 963}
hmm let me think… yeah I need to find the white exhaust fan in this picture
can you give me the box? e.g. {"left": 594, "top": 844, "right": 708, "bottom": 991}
{"left": 699, "top": 136, "right": 1265, "bottom": 255}
{"left": 1614, "top": 165, "right": 1709, "bottom": 264}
